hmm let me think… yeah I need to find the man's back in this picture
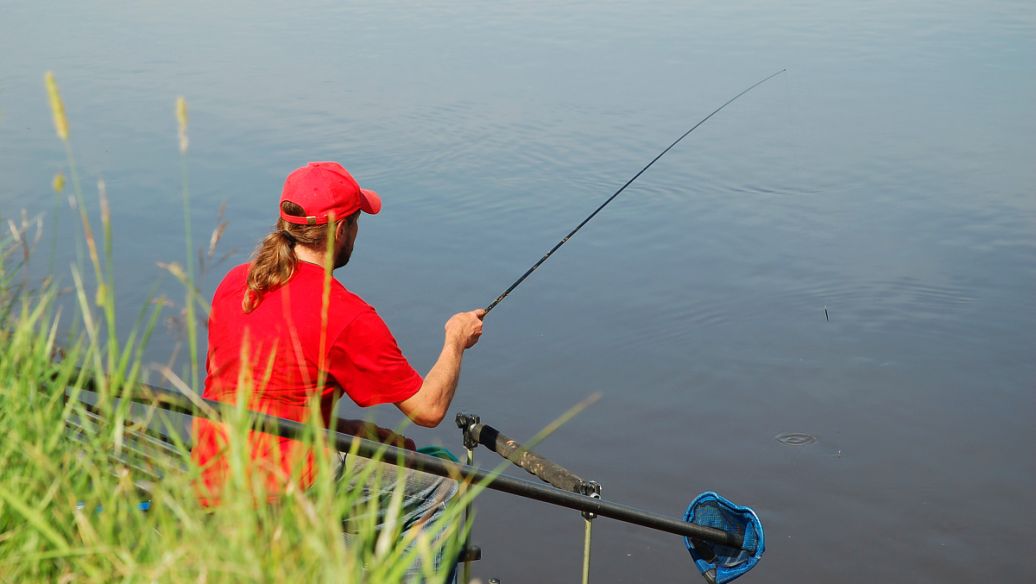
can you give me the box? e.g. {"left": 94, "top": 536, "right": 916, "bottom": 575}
{"left": 193, "top": 261, "right": 422, "bottom": 503}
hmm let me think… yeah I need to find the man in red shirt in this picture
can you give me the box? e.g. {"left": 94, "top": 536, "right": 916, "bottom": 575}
{"left": 192, "top": 161, "right": 484, "bottom": 530}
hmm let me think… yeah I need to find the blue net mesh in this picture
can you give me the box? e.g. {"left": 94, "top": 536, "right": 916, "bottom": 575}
{"left": 684, "top": 492, "right": 765, "bottom": 584}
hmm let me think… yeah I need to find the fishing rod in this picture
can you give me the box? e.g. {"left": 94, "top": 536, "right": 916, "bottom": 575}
{"left": 484, "top": 68, "right": 786, "bottom": 314}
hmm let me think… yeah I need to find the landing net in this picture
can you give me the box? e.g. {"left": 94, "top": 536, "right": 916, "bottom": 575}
{"left": 684, "top": 491, "right": 765, "bottom": 584}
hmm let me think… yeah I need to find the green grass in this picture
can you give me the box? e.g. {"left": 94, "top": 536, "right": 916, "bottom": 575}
{"left": 0, "top": 296, "right": 473, "bottom": 581}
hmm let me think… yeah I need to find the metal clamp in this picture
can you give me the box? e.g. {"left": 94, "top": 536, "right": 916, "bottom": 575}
{"left": 579, "top": 480, "right": 601, "bottom": 521}
{"left": 455, "top": 412, "right": 481, "bottom": 450}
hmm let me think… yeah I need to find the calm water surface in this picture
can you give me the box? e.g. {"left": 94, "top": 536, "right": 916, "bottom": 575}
{"left": 2, "top": 1, "right": 1034, "bottom": 582}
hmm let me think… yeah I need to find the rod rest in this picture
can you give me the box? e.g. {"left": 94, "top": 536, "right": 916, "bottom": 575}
{"left": 456, "top": 413, "right": 587, "bottom": 494}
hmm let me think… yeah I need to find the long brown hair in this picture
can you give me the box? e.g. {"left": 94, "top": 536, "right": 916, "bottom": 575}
{"left": 241, "top": 201, "right": 350, "bottom": 312}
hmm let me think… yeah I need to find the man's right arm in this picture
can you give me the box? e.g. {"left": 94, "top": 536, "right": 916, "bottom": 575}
{"left": 395, "top": 309, "right": 485, "bottom": 427}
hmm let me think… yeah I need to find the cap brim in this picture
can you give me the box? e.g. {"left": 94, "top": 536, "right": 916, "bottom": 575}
{"left": 360, "top": 188, "right": 381, "bottom": 215}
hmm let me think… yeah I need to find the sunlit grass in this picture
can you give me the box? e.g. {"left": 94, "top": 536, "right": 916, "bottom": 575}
{"left": 0, "top": 327, "right": 473, "bottom": 581}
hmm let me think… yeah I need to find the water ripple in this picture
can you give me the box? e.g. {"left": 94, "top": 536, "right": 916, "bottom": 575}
{"left": 776, "top": 432, "right": 818, "bottom": 446}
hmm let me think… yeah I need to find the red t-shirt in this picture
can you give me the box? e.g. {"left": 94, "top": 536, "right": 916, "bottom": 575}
{"left": 192, "top": 261, "right": 422, "bottom": 504}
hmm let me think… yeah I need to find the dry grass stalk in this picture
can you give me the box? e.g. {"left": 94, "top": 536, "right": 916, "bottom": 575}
{"left": 176, "top": 96, "right": 189, "bottom": 154}
{"left": 44, "top": 71, "right": 69, "bottom": 142}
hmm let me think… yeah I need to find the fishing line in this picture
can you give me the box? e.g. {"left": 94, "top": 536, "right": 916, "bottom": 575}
{"left": 484, "top": 68, "right": 786, "bottom": 314}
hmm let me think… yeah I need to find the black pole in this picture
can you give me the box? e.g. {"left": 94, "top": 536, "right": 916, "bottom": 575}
{"left": 85, "top": 383, "right": 746, "bottom": 549}
{"left": 484, "top": 69, "right": 786, "bottom": 314}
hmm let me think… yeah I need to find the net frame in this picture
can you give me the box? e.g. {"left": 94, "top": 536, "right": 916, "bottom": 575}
{"left": 684, "top": 491, "right": 765, "bottom": 584}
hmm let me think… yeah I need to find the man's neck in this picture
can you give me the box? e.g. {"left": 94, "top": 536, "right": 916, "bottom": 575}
{"left": 294, "top": 246, "right": 329, "bottom": 267}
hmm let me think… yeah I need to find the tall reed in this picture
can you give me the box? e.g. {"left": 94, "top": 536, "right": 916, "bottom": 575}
{"left": 176, "top": 96, "right": 201, "bottom": 393}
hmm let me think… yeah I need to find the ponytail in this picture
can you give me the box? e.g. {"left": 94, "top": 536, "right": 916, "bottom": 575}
{"left": 242, "top": 201, "right": 332, "bottom": 312}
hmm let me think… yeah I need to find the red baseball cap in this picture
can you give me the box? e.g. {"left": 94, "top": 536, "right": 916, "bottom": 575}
{"left": 279, "top": 162, "right": 381, "bottom": 225}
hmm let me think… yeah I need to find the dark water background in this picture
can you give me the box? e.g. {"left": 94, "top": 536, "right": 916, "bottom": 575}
{"left": 2, "top": 1, "right": 1034, "bottom": 582}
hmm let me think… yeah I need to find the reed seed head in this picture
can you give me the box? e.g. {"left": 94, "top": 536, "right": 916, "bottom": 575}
{"left": 52, "top": 172, "right": 66, "bottom": 193}
{"left": 95, "top": 283, "right": 108, "bottom": 308}
{"left": 157, "top": 261, "right": 187, "bottom": 282}
{"left": 176, "top": 96, "right": 189, "bottom": 154}
{"left": 44, "top": 71, "right": 69, "bottom": 142}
